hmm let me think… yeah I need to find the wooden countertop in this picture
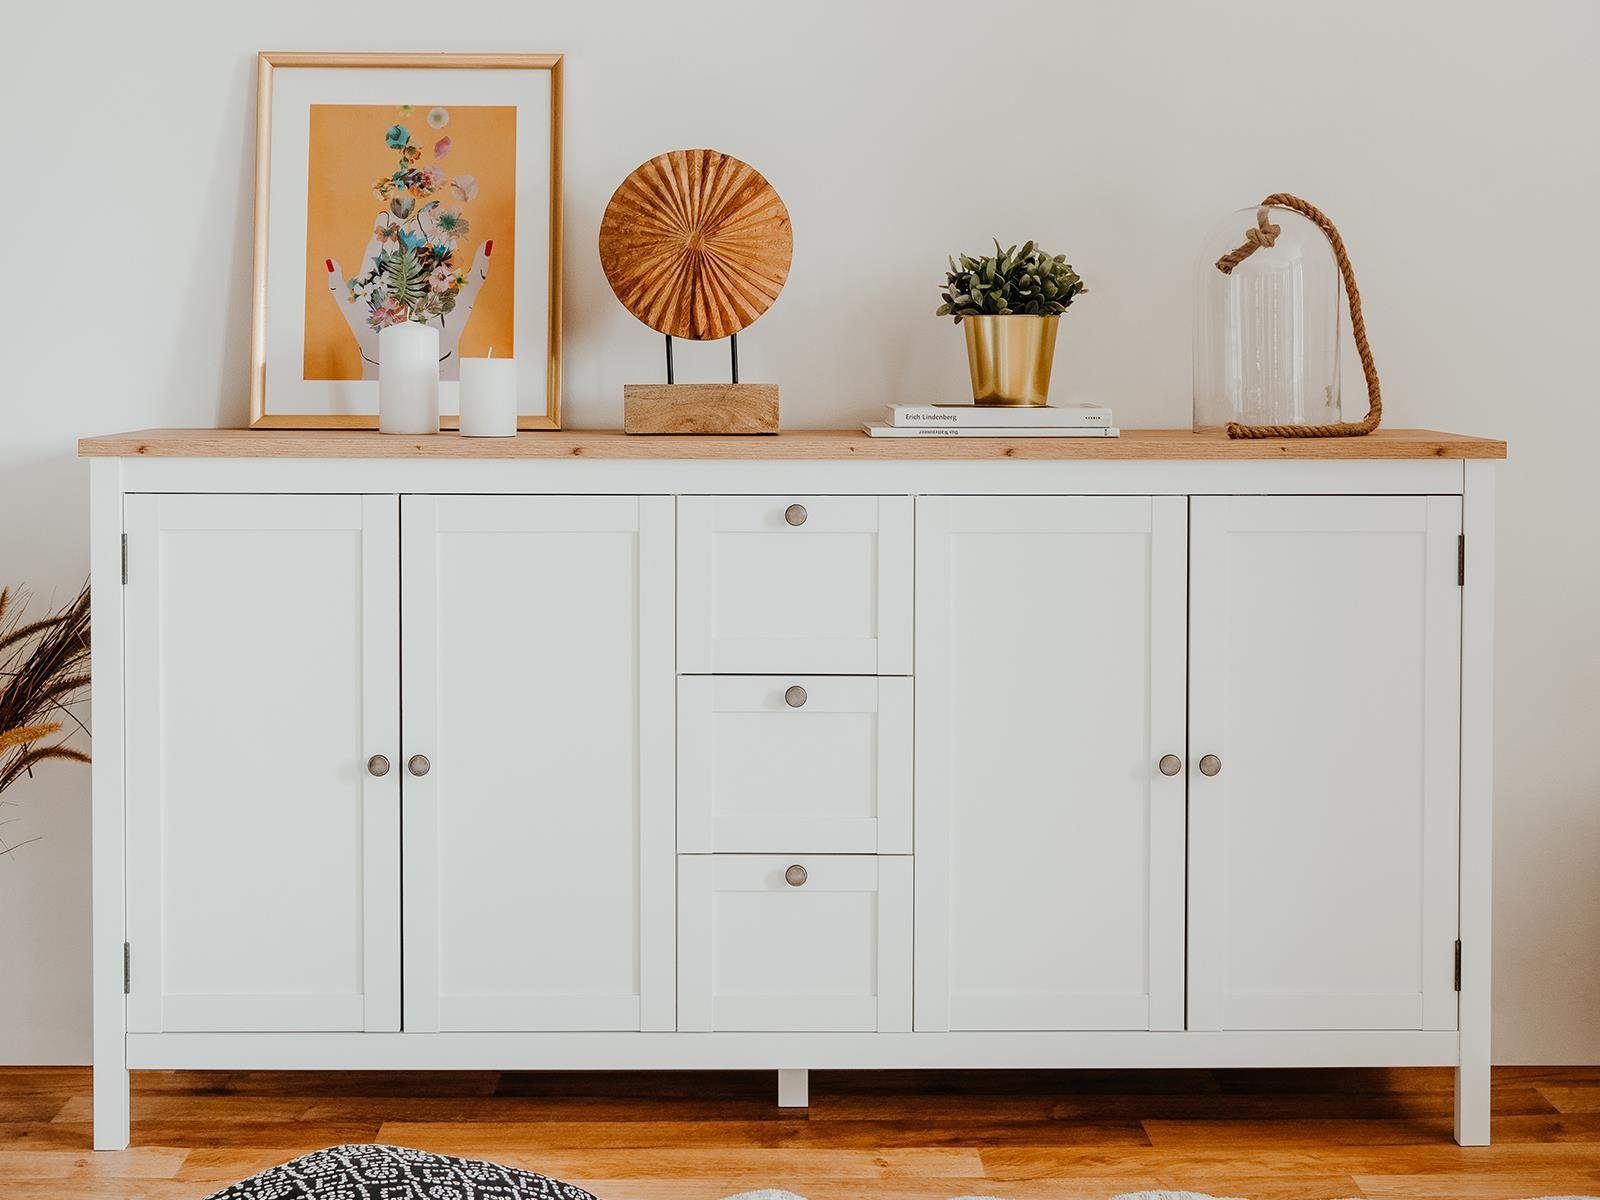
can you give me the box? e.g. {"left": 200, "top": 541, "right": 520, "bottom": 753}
{"left": 77, "top": 427, "right": 1507, "bottom": 461}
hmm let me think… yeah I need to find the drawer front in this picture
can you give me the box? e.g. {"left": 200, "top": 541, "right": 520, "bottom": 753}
{"left": 677, "top": 496, "right": 912, "bottom": 674}
{"left": 678, "top": 676, "right": 912, "bottom": 854}
{"left": 677, "top": 855, "right": 912, "bottom": 1032}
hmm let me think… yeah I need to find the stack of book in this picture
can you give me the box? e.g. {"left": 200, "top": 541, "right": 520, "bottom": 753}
{"left": 863, "top": 402, "right": 1119, "bottom": 438}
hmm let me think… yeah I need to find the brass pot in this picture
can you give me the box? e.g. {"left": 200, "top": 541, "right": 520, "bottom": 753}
{"left": 962, "top": 314, "right": 1060, "bottom": 406}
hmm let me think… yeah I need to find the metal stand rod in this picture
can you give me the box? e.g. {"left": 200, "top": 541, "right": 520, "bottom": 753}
{"left": 663, "top": 331, "right": 743, "bottom": 384}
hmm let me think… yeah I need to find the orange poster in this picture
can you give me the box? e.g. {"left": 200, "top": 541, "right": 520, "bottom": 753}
{"left": 302, "top": 104, "right": 517, "bottom": 381}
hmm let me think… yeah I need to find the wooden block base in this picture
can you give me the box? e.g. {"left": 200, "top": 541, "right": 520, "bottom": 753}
{"left": 623, "top": 383, "right": 779, "bottom": 435}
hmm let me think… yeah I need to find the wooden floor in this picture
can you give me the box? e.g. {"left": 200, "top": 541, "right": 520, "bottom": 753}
{"left": 1, "top": 1067, "right": 1598, "bottom": 1199}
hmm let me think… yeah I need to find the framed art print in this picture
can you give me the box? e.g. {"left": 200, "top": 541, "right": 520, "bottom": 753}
{"left": 250, "top": 53, "right": 562, "bottom": 428}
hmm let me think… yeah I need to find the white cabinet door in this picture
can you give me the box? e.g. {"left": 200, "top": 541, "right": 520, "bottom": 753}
{"left": 677, "top": 496, "right": 912, "bottom": 674}
{"left": 677, "top": 854, "right": 912, "bottom": 1032}
{"left": 401, "top": 496, "right": 674, "bottom": 1032}
{"left": 677, "top": 675, "right": 912, "bottom": 854}
{"left": 1187, "top": 496, "right": 1461, "bottom": 1032}
{"left": 124, "top": 494, "right": 399, "bottom": 1033}
{"left": 915, "top": 497, "right": 1187, "bottom": 1032}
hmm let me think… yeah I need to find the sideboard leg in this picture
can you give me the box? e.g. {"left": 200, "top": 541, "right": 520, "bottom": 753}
{"left": 1455, "top": 460, "right": 1495, "bottom": 1148}
{"left": 90, "top": 459, "right": 130, "bottom": 1151}
{"left": 93, "top": 1059, "right": 130, "bottom": 1151}
{"left": 777, "top": 1068, "right": 809, "bottom": 1108}
{"left": 1455, "top": 1058, "right": 1489, "bottom": 1146}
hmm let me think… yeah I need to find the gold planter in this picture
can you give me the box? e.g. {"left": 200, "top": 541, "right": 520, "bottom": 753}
{"left": 962, "top": 314, "right": 1060, "bottom": 406}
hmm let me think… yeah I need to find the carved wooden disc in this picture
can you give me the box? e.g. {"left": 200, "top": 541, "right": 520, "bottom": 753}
{"left": 599, "top": 149, "right": 793, "bottom": 341}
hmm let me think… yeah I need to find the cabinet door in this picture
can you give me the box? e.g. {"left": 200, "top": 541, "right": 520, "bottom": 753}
{"left": 915, "top": 497, "right": 1188, "bottom": 1032}
{"left": 1187, "top": 496, "right": 1461, "bottom": 1031}
{"left": 677, "top": 496, "right": 912, "bottom": 674}
{"left": 677, "top": 675, "right": 912, "bottom": 854}
{"left": 401, "top": 496, "right": 674, "bottom": 1032}
{"left": 677, "top": 854, "right": 912, "bottom": 1032}
{"left": 124, "top": 494, "right": 399, "bottom": 1033}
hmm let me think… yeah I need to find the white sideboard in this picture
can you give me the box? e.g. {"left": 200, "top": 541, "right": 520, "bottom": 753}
{"left": 80, "top": 428, "right": 1505, "bottom": 1149}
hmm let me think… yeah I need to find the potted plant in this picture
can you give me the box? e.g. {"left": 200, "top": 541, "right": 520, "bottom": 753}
{"left": 1, "top": 583, "right": 89, "bottom": 856}
{"left": 937, "top": 240, "right": 1086, "bottom": 405}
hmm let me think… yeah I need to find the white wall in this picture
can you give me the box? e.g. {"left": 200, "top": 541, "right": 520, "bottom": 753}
{"left": 3, "top": 0, "right": 1596, "bottom": 1064}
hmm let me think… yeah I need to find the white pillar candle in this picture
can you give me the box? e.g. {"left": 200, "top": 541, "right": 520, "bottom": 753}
{"left": 378, "top": 322, "right": 440, "bottom": 434}
{"left": 459, "top": 356, "right": 519, "bottom": 437}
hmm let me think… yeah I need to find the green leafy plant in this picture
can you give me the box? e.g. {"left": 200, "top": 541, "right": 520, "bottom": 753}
{"left": 380, "top": 247, "right": 427, "bottom": 311}
{"left": 937, "top": 240, "right": 1086, "bottom": 323}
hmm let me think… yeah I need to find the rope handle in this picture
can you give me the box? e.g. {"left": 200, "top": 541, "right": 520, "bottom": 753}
{"left": 1214, "top": 193, "right": 1382, "bottom": 439}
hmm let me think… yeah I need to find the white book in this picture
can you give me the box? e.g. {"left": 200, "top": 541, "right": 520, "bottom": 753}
{"left": 887, "top": 402, "right": 1113, "bottom": 428}
{"left": 863, "top": 422, "right": 1120, "bottom": 438}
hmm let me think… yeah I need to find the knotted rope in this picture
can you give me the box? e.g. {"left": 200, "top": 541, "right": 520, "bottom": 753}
{"left": 1214, "top": 193, "right": 1382, "bottom": 439}
{"left": 1214, "top": 208, "right": 1282, "bottom": 274}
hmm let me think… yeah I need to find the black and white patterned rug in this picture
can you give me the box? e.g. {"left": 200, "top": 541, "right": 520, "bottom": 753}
{"left": 203, "top": 1143, "right": 600, "bottom": 1200}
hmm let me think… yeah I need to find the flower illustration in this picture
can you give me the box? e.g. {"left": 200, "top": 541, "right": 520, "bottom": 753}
{"left": 434, "top": 209, "right": 470, "bottom": 240}
{"left": 397, "top": 104, "right": 414, "bottom": 116}
{"left": 328, "top": 110, "right": 490, "bottom": 355}
{"left": 367, "top": 295, "right": 409, "bottom": 330}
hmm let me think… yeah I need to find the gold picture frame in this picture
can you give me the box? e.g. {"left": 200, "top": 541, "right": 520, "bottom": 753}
{"left": 249, "top": 52, "right": 563, "bottom": 429}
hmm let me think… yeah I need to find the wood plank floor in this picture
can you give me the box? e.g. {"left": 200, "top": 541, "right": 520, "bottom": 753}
{"left": 2, "top": 1066, "right": 1598, "bottom": 1199}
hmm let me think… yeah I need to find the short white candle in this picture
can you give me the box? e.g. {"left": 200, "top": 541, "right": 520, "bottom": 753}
{"left": 459, "top": 354, "right": 518, "bottom": 437}
{"left": 378, "top": 322, "right": 440, "bottom": 434}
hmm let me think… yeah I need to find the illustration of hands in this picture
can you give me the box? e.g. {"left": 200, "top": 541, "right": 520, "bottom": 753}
{"left": 327, "top": 212, "right": 492, "bottom": 381}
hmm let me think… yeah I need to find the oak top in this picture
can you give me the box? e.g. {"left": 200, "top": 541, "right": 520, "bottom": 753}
{"left": 77, "top": 427, "right": 1506, "bottom": 461}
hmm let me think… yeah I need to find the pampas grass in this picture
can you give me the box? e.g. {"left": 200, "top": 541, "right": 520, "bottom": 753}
{"left": 0, "top": 581, "right": 89, "bottom": 855}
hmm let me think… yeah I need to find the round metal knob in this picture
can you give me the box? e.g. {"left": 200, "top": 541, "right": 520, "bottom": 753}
{"left": 1158, "top": 754, "right": 1182, "bottom": 777}
{"left": 784, "top": 503, "right": 808, "bottom": 527}
{"left": 1198, "top": 754, "right": 1222, "bottom": 777}
{"left": 407, "top": 754, "right": 431, "bottom": 777}
{"left": 367, "top": 754, "right": 391, "bottom": 778}
{"left": 784, "top": 685, "right": 808, "bottom": 708}
{"left": 784, "top": 864, "right": 808, "bottom": 887}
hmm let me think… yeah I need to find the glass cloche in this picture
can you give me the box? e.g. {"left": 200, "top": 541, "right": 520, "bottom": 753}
{"left": 1193, "top": 204, "right": 1342, "bottom": 432}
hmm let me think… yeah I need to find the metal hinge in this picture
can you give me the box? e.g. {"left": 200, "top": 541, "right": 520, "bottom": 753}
{"left": 1453, "top": 939, "right": 1462, "bottom": 991}
{"left": 121, "top": 533, "right": 128, "bottom": 585}
{"left": 123, "top": 942, "right": 131, "bottom": 994}
{"left": 1457, "top": 535, "right": 1465, "bottom": 587}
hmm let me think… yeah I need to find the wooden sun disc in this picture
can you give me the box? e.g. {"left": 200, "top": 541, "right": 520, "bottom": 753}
{"left": 599, "top": 148, "right": 793, "bottom": 341}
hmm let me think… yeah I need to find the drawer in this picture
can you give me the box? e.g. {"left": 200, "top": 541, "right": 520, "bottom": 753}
{"left": 677, "top": 496, "right": 912, "bottom": 674}
{"left": 677, "top": 855, "right": 912, "bottom": 1032}
{"left": 678, "top": 676, "right": 911, "bottom": 854}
